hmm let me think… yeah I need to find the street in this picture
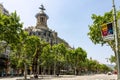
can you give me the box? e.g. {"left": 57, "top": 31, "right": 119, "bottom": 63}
{"left": 0, "top": 74, "right": 117, "bottom": 80}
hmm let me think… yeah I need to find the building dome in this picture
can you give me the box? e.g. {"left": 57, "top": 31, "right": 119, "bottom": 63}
{"left": 35, "top": 11, "right": 49, "bottom": 19}
{"left": 35, "top": 5, "right": 49, "bottom": 30}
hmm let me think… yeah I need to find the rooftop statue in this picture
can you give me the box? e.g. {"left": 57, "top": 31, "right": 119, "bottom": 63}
{"left": 39, "top": 4, "right": 45, "bottom": 11}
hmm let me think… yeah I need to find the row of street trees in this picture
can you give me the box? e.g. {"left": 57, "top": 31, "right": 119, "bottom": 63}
{"left": 0, "top": 11, "right": 112, "bottom": 79}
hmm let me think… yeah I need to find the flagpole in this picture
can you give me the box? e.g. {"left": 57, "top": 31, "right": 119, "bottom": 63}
{"left": 112, "top": 0, "right": 120, "bottom": 79}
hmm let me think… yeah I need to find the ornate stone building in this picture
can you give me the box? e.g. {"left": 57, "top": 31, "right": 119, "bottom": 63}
{"left": 0, "top": 4, "right": 10, "bottom": 77}
{"left": 25, "top": 5, "right": 69, "bottom": 47}
{"left": 0, "top": 3, "right": 9, "bottom": 15}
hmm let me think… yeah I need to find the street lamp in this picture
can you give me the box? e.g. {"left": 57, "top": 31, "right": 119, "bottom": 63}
{"left": 105, "top": 58, "right": 109, "bottom": 63}
{"left": 112, "top": 0, "right": 120, "bottom": 79}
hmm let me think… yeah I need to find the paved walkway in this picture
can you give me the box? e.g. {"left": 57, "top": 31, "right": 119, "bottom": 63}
{"left": 0, "top": 74, "right": 117, "bottom": 80}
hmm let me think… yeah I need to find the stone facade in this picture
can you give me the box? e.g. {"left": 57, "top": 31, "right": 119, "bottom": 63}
{"left": 0, "top": 4, "right": 9, "bottom": 15}
{"left": 0, "top": 4, "right": 10, "bottom": 77}
{"left": 25, "top": 5, "right": 69, "bottom": 47}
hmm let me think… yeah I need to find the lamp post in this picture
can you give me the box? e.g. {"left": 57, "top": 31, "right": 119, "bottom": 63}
{"left": 105, "top": 58, "right": 109, "bottom": 63}
{"left": 112, "top": 0, "right": 120, "bottom": 79}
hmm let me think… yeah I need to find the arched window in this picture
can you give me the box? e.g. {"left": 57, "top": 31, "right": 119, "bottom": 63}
{"left": 40, "top": 17, "right": 44, "bottom": 22}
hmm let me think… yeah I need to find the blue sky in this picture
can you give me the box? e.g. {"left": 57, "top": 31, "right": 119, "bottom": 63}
{"left": 1, "top": 0, "right": 120, "bottom": 64}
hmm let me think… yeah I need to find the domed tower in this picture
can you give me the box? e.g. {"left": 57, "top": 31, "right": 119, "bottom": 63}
{"left": 35, "top": 5, "right": 49, "bottom": 30}
{"left": 0, "top": 3, "right": 9, "bottom": 15}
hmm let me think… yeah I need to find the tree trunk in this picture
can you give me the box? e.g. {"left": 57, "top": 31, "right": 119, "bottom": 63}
{"left": 43, "top": 66, "right": 46, "bottom": 75}
{"left": 37, "top": 60, "right": 39, "bottom": 75}
{"left": 74, "top": 67, "right": 77, "bottom": 75}
{"left": 54, "top": 61, "right": 56, "bottom": 75}
{"left": 24, "top": 63, "right": 27, "bottom": 80}
{"left": 48, "top": 66, "right": 50, "bottom": 75}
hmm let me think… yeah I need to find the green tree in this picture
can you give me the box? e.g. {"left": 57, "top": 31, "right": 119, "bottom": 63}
{"left": 87, "top": 59, "right": 100, "bottom": 73}
{"left": 88, "top": 10, "right": 120, "bottom": 62}
{"left": 109, "top": 55, "right": 116, "bottom": 64}
{"left": 88, "top": 11, "right": 120, "bottom": 51}
{"left": 9, "top": 31, "right": 29, "bottom": 79}
{"left": 0, "top": 11, "right": 23, "bottom": 45}
{"left": 65, "top": 48, "right": 75, "bottom": 74}
{"left": 0, "top": 11, "right": 23, "bottom": 76}
{"left": 41, "top": 44, "right": 54, "bottom": 75}
{"left": 71, "top": 47, "right": 87, "bottom": 75}
{"left": 10, "top": 31, "right": 47, "bottom": 79}
{"left": 52, "top": 43, "right": 67, "bottom": 75}
{"left": 76, "top": 47, "right": 87, "bottom": 75}
{"left": 24, "top": 35, "right": 46, "bottom": 75}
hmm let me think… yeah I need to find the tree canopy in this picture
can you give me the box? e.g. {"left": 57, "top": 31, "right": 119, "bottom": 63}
{"left": 0, "top": 11, "right": 23, "bottom": 45}
{"left": 88, "top": 10, "right": 120, "bottom": 54}
{"left": 88, "top": 10, "right": 120, "bottom": 64}
{"left": 0, "top": 10, "right": 112, "bottom": 78}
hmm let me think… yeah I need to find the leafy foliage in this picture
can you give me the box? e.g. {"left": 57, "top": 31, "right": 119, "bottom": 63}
{"left": 0, "top": 11, "right": 23, "bottom": 44}
{"left": 88, "top": 10, "right": 113, "bottom": 45}
{"left": 88, "top": 9, "right": 120, "bottom": 66}
{"left": 0, "top": 10, "right": 112, "bottom": 76}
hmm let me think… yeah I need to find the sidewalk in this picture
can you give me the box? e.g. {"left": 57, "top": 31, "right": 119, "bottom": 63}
{"left": 0, "top": 74, "right": 116, "bottom": 80}
{"left": 0, "top": 75, "right": 76, "bottom": 80}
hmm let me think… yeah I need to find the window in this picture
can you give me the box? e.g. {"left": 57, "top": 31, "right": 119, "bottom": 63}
{"left": 40, "top": 17, "right": 44, "bottom": 22}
